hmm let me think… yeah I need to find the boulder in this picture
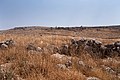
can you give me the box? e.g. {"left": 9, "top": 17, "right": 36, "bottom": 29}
{"left": 0, "top": 43, "right": 8, "bottom": 49}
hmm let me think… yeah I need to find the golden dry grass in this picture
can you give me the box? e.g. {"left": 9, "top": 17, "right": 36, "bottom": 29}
{"left": 0, "top": 28, "right": 120, "bottom": 80}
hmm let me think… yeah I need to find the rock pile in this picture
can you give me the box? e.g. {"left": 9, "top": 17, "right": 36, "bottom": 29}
{"left": 58, "top": 38, "right": 120, "bottom": 58}
{"left": 0, "top": 39, "right": 15, "bottom": 49}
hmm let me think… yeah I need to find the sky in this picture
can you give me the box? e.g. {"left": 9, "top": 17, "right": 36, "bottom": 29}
{"left": 0, "top": 0, "right": 120, "bottom": 29}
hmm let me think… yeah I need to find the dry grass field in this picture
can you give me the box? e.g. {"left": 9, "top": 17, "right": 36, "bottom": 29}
{"left": 0, "top": 26, "right": 120, "bottom": 80}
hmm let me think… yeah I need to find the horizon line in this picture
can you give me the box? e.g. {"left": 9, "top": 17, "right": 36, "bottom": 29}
{"left": 1, "top": 24, "right": 120, "bottom": 30}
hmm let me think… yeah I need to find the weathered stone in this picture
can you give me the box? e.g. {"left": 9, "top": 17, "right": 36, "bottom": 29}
{"left": 45, "top": 45, "right": 58, "bottom": 54}
{"left": 101, "top": 65, "right": 116, "bottom": 75}
{"left": 70, "top": 38, "right": 76, "bottom": 44}
{"left": 0, "top": 43, "right": 8, "bottom": 49}
{"left": 26, "top": 43, "right": 36, "bottom": 51}
{"left": 51, "top": 53, "right": 71, "bottom": 62}
{"left": 36, "top": 47, "right": 42, "bottom": 52}
{"left": 65, "top": 60, "right": 72, "bottom": 68}
{"left": 78, "top": 61, "right": 86, "bottom": 67}
{"left": 58, "top": 38, "right": 120, "bottom": 58}
{"left": 114, "top": 41, "right": 120, "bottom": 47}
{"left": 56, "top": 64, "right": 66, "bottom": 70}
{"left": 4, "top": 39, "right": 15, "bottom": 47}
{"left": 87, "top": 77, "right": 101, "bottom": 80}
{"left": 68, "top": 42, "right": 78, "bottom": 56}
{"left": 60, "top": 44, "right": 69, "bottom": 55}
{"left": 0, "top": 39, "right": 15, "bottom": 49}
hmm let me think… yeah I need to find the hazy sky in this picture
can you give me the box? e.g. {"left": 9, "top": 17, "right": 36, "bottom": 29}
{"left": 0, "top": 0, "right": 120, "bottom": 29}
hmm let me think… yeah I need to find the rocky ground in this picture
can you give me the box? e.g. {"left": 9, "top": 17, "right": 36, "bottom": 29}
{"left": 0, "top": 26, "right": 120, "bottom": 80}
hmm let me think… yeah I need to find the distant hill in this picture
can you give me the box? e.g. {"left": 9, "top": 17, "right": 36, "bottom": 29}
{"left": 9, "top": 25, "right": 120, "bottom": 31}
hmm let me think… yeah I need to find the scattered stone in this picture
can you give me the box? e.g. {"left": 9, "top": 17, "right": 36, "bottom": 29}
{"left": 60, "top": 44, "right": 69, "bottom": 55}
{"left": 4, "top": 39, "right": 15, "bottom": 47}
{"left": 44, "top": 45, "right": 58, "bottom": 54}
{"left": 101, "top": 65, "right": 116, "bottom": 75}
{"left": 26, "top": 43, "right": 42, "bottom": 53}
{"left": 0, "top": 39, "right": 15, "bottom": 49}
{"left": 51, "top": 53, "right": 66, "bottom": 59}
{"left": 56, "top": 64, "right": 67, "bottom": 70}
{"left": 51, "top": 53, "right": 71, "bottom": 62}
{"left": 65, "top": 60, "right": 72, "bottom": 68}
{"left": 26, "top": 43, "right": 36, "bottom": 51}
{"left": 56, "top": 61, "right": 72, "bottom": 70}
{"left": 87, "top": 77, "right": 101, "bottom": 80}
{"left": 78, "top": 61, "right": 86, "bottom": 67}
{"left": 36, "top": 47, "right": 42, "bottom": 52}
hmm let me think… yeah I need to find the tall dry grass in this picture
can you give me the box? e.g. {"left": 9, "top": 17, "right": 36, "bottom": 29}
{"left": 0, "top": 33, "right": 119, "bottom": 80}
